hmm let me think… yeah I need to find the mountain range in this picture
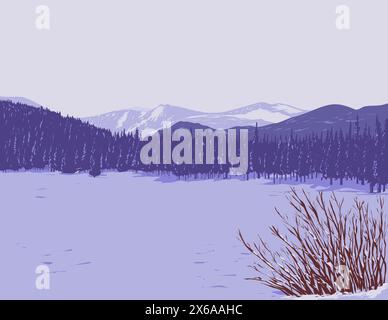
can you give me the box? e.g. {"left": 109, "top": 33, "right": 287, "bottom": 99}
{"left": 82, "top": 102, "right": 305, "bottom": 136}
{"left": 3, "top": 96, "right": 388, "bottom": 139}
{"left": 83, "top": 101, "right": 388, "bottom": 139}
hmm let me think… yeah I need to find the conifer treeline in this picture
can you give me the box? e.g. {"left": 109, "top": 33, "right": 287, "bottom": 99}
{"left": 249, "top": 117, "right": 388, "bottom": 193}
{"left": 1, "top": 101, "right": 388, "bottom": 193}
{"left": 0, "top": 101, "right": 141, "bottom": 176}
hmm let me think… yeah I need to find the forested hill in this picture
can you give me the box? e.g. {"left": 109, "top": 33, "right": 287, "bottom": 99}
{"left": 0, "top": 100, "right": 139, "bottom": 175}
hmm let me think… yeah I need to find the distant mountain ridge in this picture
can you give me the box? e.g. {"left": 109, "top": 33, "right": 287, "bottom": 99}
{"left": 4, "top": 96, "right": 388, "bottom": 140}
{"left": 83, "top": 102, "right": 305, "bottom": 135}
{"left": 251, "top": 103, "right": 388, "bottom": 137}
{"left": 0, "top": 96, "right": 44, "bottom": 109}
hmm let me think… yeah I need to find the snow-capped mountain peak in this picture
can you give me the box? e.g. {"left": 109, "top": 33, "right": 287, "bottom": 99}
{"left": 221, "top": 102, "right": 304, "bottom": 123}
{"left": 84, "top": 109, "right": 144, "bottom": 132}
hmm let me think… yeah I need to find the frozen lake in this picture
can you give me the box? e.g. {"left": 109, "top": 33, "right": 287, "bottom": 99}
{"left": 0, "top": 172, "right": 386, "bottom": 299}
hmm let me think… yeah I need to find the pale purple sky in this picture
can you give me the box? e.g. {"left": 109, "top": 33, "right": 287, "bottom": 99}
{"left": 1, "top": 0, "right": 388, "bottom": 117}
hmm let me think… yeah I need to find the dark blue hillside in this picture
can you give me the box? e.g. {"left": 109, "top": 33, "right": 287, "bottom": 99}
{"left": 251, "top": 104, "right": 388, "bottom": 137}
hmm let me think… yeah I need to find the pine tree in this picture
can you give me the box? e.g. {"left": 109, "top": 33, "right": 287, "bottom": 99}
{"left": 89, "top": 152, "right": 101, "bottom": 177}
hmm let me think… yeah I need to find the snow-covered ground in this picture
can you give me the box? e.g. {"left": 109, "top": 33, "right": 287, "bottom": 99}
{"left": 0, "top": 172, "right": 386, "bottom": 299}
{"left": 290, "top": 284, "right": 388, "bottom": 300}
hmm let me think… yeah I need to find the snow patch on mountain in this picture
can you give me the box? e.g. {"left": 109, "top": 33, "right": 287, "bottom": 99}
{"left": 149, "top": 106, "right": 166, "bottom": 121}
{"left": 116, "top": 111, "right": 129, "bottom": 129}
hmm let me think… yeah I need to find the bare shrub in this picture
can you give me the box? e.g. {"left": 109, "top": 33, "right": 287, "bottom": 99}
{"left": 239, "top": 188, "right": 387, "bottom": 296}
